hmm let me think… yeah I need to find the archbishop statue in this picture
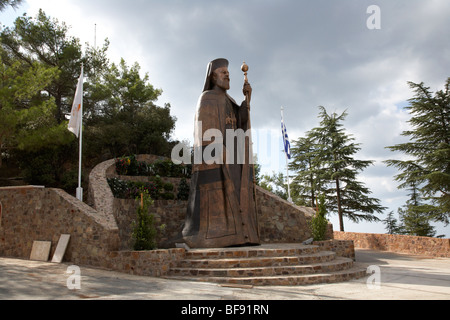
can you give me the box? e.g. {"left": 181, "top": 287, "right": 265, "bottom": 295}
{"left": 182, "top": 58, "right": 260, "bottom": 248}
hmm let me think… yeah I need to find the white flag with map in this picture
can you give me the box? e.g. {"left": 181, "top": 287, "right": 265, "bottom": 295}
{"left": 68, "top": 67, "right": 84, "bottom": 137}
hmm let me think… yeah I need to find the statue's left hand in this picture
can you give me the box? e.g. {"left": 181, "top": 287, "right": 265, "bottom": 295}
{"left": 243, "top": 82, "right": 252, "bottom": 102}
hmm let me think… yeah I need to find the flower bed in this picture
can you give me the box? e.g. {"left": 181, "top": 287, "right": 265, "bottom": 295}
{"left": 108, "top": 155, "right": 191, "bottom": 201}
{"left": 115, "top": 155, "right": 191, "bottom": 178}
{"left": 107, "top": 176, "right": 190, "bottom": 201}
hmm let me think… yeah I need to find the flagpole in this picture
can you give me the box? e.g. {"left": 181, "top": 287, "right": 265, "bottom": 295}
{"left": 281, "top": 107, "right": 292, "bottom": 203}
{"left": 76, "top": 64, "right": 84, "bottom": 202}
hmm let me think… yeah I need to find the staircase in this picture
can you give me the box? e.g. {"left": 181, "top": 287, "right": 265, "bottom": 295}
{"left": 166, "top": 244, "right": 367, "bottom": 286}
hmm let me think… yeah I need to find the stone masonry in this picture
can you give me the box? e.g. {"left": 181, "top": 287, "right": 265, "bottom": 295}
{"left": 0, "top": 186, "right": 119, "bottom": 267}
{"left": 334, "top": 231, "right": 450, "bottom": 258}
{"left": 91, "top": 154, "right": 328, "bottom": 249}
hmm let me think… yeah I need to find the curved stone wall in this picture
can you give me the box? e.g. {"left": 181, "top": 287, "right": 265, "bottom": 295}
{"left": 92, "top": 155, "right": 323, "bottom": 249}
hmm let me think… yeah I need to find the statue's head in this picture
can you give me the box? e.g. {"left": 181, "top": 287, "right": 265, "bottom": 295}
{"left": 203, "top": 58, "right": 230, "bottom": 92}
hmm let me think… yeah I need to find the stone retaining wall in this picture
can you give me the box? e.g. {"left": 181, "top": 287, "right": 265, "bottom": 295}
{"left": 113, "top": 198, "right": 186, "bottom": 249}
{"left": 112, "top": 186, "right": 321, "bottom": 250}
{"left": 313, "top": 240, "right": 356, "bottom": 260}
{"left": 106, "top": 248, "right": 185, "bottom": 277}
{"left": 256, "top": 186, "right": 319, "bottom": 243}
{"left": 0, "top": 186, "right": 120, "bottom": 266}
{"left": 89, "top": 155, "right": 329, "bottom": 250}
{"left": 334, "top": 231, "right": 450, "bottom": 258}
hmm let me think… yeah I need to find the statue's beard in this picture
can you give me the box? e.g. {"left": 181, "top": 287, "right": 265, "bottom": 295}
{"left": 215, "top": 78, "right": 230, "bottom": 91}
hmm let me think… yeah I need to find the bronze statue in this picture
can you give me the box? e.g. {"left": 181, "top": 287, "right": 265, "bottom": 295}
{"left": 182, "top": 58, "right": 260, "bottom": 248}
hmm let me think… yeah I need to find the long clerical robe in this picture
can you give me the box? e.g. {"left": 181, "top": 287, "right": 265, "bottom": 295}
{"left": 182, "top": 89, "right": 260, "bottom": 248}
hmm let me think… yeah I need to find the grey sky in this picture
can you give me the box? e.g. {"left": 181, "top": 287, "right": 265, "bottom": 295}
{"left": 3, "top": 0, "right": 449, "bottom": 236}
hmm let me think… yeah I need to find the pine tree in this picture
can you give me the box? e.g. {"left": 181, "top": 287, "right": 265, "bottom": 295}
{"left": 0, "top": 50, "right": 60, "bottom": 168}
{"left": 397, "top": 182, "right": 437, "bottom": 237}
{"left": 289, "top": 133, "right": 324, "bottom": 207}
{"left": 386, "top": 78, "right": 450, "bottom": 225}
{"left": 383, "top": 211, "right": 404, "bottom": 235}
{"left": 259, "top": 171, "right": 288, "bottom": 201}
{"left": 0, "top": 0, "right": 23, "bottom": 11}
{"left": 293, "top": 106, "right": 385, "bottom": 231}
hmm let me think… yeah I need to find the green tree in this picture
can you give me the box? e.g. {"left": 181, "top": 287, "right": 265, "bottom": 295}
{"left": 1, "top": 9, "right": 109, "bottom": 122}
{"left": 295, "top": 106, "right": 385, "bottom": 231}
{"left": 259, "top": 171, "right": 289, "bottom": 201}
{"left": 84, "top": 58, "right": 177, "bottom": 160}
{"left": 0, "top": 0, "right": 22, "bottom": 11}
{"left": 289, "top": 133, "right": 325, "bottom": 207}
{"left": 382, "top": 211, "right": 404, "bottom": 235}
{"left": 0, "top": 9, "right": 109, "bottom": 188}
{"left": 386, "top": 78, "right": 450, "bottom": 225}
{"left": 0, "top": 49, "right": 61, "bottom": 167}
{"left": 1, "top": 9, "right": 177, "bottom": 189}
{"left": 397, "top": 182, "right": 437, "bottom": 237}
{"left": 2, "top": 10, "right": 81, "bottom": 122}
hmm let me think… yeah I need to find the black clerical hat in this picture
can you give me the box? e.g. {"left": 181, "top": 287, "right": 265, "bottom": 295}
{"left": 203, "top": 58, "right": 229, "bottom": 92}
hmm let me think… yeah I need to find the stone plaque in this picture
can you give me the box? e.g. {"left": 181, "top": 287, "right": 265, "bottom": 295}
{"left": 30, "top": 241, "right": 52, "bottom": 262}
{"left": 51, "top": 234, "right": 71, "bottom": 263}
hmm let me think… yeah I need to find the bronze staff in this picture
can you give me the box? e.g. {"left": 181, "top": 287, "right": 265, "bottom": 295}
{"left": 241, "top": 61, "right": 260, "bottom": 238}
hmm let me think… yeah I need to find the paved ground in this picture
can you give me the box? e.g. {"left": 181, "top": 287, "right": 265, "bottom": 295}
{"left": 0, "top": 249, "right": 449, "bottom": 300}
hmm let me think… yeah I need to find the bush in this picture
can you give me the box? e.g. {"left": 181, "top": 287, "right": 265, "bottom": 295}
{"left": 107, "top": 177, "right": 132, "bottom": 198}
{"left": 163, "top": 182, "right": 174, "bottom": 192}
{"left": 115, "top": 155, "right": 191, "bottom": 178}
{"left": 108, "top": 177, "right": 180, "bottom": 200}
{"left": 132, "top": 188, "right": 157, "bottom": 250}
{"left": 177, "top": 178, "right": 190, "bottom": 200}
{"left": 115, "top": 155, "right": 148, "bottom": 176}
{"left": 310, "top": 194, "right": 329, "bottom": 241}
{"left": 108, "top": 156, "right": 192, "bottom": 200}
{"left": 149, "top": 159, "right": 191, "bottom": 178}
{"left": 161, "top": 192, "right": 175, "bottom": 200}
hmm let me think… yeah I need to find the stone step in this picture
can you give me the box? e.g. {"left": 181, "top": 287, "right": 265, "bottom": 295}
{"left": 185, "top": 244, "right": 320, "bottom": 260}
{"left": 177, "top": 251, "right": 336, "bottom": 269}
{"left": 170, "top": 257, "right": 354, "bottom": 278}
{"left": 167, "top": 266, "right": 368, "bottom": 286}
{"left": 165, "top": 244, "right": 366, "bottom": 286}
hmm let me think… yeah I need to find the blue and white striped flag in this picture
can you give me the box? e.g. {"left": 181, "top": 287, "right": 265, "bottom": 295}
{"left": 281, "top": 110, "right": 291, "bottom": 159}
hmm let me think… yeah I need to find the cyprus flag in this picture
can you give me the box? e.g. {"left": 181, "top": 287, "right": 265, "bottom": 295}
{"left": 68, "top": 66, "right": 84, "bottom": 137}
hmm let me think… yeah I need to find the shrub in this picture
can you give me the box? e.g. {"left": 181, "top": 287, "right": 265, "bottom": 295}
{"left": 161, "top": 192, "right": 175, "bottom": 200}
{"left": 107, "top": 177, "right": 132, "bottom": 198}
{"left": 132, "top": 188, "right": 157, "bottom": 250}
{"left": 163, "top": 182, "right": 174, "bottom": 192}
{"left": 148, "top": 159, "right": 192, "bottom": 178}
{"left": 310, "top": 194, "right": 329, "bottom": 241}
{"left": 115, "top": 155, "right": 148, "bottom": 176}
{"left": 108, "top": 177, "right": 181, "bottom": 200}
{"left": 177, "top": 178, "right": 190, "bottom": 200}
{"left": 115, "top": 155, "right": 191, "bottom": 178}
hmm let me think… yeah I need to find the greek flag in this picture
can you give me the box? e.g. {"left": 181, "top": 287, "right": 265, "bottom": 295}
{"left": 281, "top": 111, "right": 291, "bottom": 159}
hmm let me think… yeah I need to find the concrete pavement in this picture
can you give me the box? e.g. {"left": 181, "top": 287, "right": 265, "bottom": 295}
{"left": 0, "top": 249, "right": 449, "bottom": 300}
